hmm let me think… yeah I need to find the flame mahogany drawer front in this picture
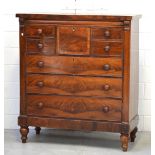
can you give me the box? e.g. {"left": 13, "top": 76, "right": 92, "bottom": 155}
{"left": 26, "top": 56, "right": 123, "bottom": 77}
{"left": 16, "top": 14, "right": 140, "bottom": 151}
{"left": 27, "top": 95, "right": 122, "bottom": 121}
{"left": 26, "top": 74, "right": 122, "bottom": 98}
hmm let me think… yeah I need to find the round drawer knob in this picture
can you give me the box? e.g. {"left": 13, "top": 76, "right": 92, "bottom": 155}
{"left": 37, "top": 29, "right": 42, "bottom": 34}
{"left": 103, "top": 64, "right": 111, "bottom": 71}
{"left": 37, "top": 61, "right": 44, "bottom": 68}
{"left": 37, "top": 102, "right": 44, "bottom": 109}
{"left": 104, "top": 30, "right": 110, "bottom": 37}
{"left": 38, "top": 43, "right": 43, "bottom": 49}
{"left": 37, "top": 81, "right": 44, "bottom": 87}
{"left": 103, "top": 84, "right": 110, "bottom": 91}
{"left": 104, "top": 45, "right": 110, "bottom": 52}
{"left": 103, "top": 106, "right": 109, "bottom": 113}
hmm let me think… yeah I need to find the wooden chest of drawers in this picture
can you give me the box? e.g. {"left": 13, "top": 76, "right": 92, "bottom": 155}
{"left": 16, "top": 14, "right": 140, "bottom": 151}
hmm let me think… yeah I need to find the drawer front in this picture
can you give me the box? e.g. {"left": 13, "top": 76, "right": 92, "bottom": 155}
{"left": 91, "top": 41, "right": 123, "bottom": 56}
{"left": 26, "top": 75, "right": 122, "bottom": 98}
{"left": 27, "top": 95, "right": 122, "bottom": 121}
{"left": 91, "top": 27, "right": 123, "bottom": 40}
{"left": 26, "top": 56, "right": 122, "bottom": 77}
{"left": 57, "top": 26, "right": 90, "bottom": 55}
{"left": 25, "top": 25, "right": 55, "bottom": 37}
{"left": 26, "top": 38, "right": 55, "bottom": 55}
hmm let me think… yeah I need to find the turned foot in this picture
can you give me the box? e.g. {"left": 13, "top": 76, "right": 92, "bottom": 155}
{"left": 20, "top": 126, "right": 29, "bottom": 143}
{"left": 35, "top": 127, "right": 41, "bottom": 135}
{"left": 120, "top": 134, "right": 129, "bottom": 152}
{"left": 130, "top": 127, "right": 138, "bottom": 142}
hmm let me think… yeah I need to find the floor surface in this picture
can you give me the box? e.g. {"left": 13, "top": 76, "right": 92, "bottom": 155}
{"left": 4, "top": 129, "right": 151, "bottom": 155}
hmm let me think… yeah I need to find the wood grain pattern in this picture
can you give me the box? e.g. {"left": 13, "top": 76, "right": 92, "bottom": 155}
{"left": 57, "top": 26, "right": 90, "bottom": 55}
{"left": 27, "top": 95, "right": 122, "bottom": 121}
{"left": 24, "top": 25, "right": 55, "bottom": 37}
{"left": 91, "top": 41, "right": 123, "bottom": 56}
{"left": 16, "top": 14, "right": 140, "bottom": 150}
{"left": 26, "top": 56, "right": 122, "bottom": 77}
{"left": 26, "top": 38, "right": 55, "bottom": 55}
{"left": 91, "top": 27, "right": 123, "bottom": 40}
{"left": 26, "top": 75, "right": 122, "bottom": 98}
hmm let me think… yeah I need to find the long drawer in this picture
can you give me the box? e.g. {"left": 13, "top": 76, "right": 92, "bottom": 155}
{"left": 27, "top": 95, "right": 122, "bottom": 121}
{"left": 26, "top": 56, "right": 122, "bottom": 77}
{"left": 26, "top": 74, "right": 122, "bottom": 98}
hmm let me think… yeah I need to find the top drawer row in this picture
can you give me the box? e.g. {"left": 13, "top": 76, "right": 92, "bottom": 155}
{"left": 24, "top": 25, "right": 123, "bottom": 40}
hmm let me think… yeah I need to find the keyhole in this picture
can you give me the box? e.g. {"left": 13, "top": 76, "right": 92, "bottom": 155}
{"left": 73, "top": 58, "right": 75, "bottom": 62}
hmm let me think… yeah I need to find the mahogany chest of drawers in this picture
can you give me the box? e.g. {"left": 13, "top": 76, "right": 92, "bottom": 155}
{"left": 16, "top": 14, "right": 140, "bottom": 151}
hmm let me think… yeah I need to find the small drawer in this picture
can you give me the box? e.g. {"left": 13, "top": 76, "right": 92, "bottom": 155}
{"left": 91, "top": 27, "right": 123, "bottom": 40}
{"left": 25, "top": 25, "right": 55, "bottom": 37}
{"left": 26, "top": 75, "right": 122, "bottom": 98}
{"left": 26, "top": 38, "right": 55, "bottom": 55}
{"left": 91, "top": 41, "right": 123, "bottom": 56}
{"left": 26, "top": 56, "right": 122, "bottom": 77}
{"left": 27, "top": 95, "right": 122, "bottom": 121}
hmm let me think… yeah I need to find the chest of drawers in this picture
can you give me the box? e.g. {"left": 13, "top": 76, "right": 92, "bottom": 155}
{"left": 16, "top": 14, "right": 140, "bottom": 151}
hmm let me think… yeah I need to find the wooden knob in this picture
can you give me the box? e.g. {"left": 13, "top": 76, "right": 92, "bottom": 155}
{"left": 37, "top": 81, "right": 44, "bottom": 87}
{"left": 38, "top": 43, "right": 43, "bottom": 49}
{"left": 103, "top": 84, "right": 110, "bottom": 91}
{"left": 37, "top": 102, "right": 44, "bottom": 109}
{"left": 104, "top": 45, "right": 110, "bottom": 52}
{"left": 37, "top": 29, "right": 42, "bottom": 34}
{"left": 103, "top": 106, "right": 109, "bottom": 113}
{"left": 103, "top": 64, "right": 110, "bottom": 71}
{"left": 37, "top": 61, "right": 44, "bottom": 68}
{"left": 72, "top": 27, "right": 76, "bottom": 32}
{"left": 104, "top": 30, "right": 110, "bottom": 37}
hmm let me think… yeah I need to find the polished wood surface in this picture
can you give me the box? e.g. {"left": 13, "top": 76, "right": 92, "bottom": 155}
{"left": 16, "top": 14, "right": 140, "bottom": 151}
{"left": 26, "top": 38, "right": 55, "bottom": 55}
{"left": 57, "top": 26, "right": 90, "bottom": 55}
{"left": 27, "top": 95, "right": 121, "bottom": 121}
{"left": 26, "top": 75, "right": 122, "bottom": 98}
{"left": 26, "top": 56, "right": 122, "bottom": 77}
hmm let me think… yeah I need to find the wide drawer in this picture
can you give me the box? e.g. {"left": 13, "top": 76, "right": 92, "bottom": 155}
{"left": 24, "top": 25, "right": 56, "bottom": 37}
{"left": 91, "top": 41, "right": 123, "bottom": 56}
{"left": 26, "top": 56, "right": 122, "bottom": 77}
{"left": 26, "top": 38, "right": 55, "bottom": 55}
{"left": 26, "top": 75, "right": 122, "bottom": 98}
{"left": 27, "top": 95, "right": 122, "bottom": 121}
{"left": 91, "top": 27, "right": 123, "bottom": 40}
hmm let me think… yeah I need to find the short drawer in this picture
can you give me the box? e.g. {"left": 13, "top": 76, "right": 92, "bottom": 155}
{"left": 27, "top": 95, "right": 122, "bottom": 121}
{"left": 91, "top": 27, "right": 123, "bottom": 40}
{"left": 26, "top": 38, "right": 55, "bottom": 55}
{"left": 26, "top": 75, "right": 122, "bottom": 98}
{"left": 91, "top": 41, "right": 123, "bottom": 56}
{"left": 26, "top": 56, "right": 122, "bottom": 77}
{"left": 25, "top": 25, "right": 55, "bottom": 37}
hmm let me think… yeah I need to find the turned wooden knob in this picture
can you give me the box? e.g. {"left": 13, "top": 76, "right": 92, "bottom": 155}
{"left": 103, "top": 106, "right": 109, "bottom": 113}
{"left": 37, "top": 28, "right": 42, "bottom": 34}
{"left": 38, "top": 43, "right": 43, "bottom": 49}
{"left": 104, "top": 30, "right": 110, "bottom": 37}
{"left": 104, "top": 45, "right": 110, "bottom": 52}
{"left": 37, "top": 81, "right": 44, "bottom": 87}
{"left": 103, "top": 64, "right": 111, "bottom": 71}
{"left": 37, "top": 61, "right": 44, "bottom": 68}
{"left": 103, "top": 84, "right": 110, "bottom": 91}
{"left": 37, "top": 102, "right": 44, "bottom": 109}
{"left": 72, "top": 27, "right": 76, "bottom": 32}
